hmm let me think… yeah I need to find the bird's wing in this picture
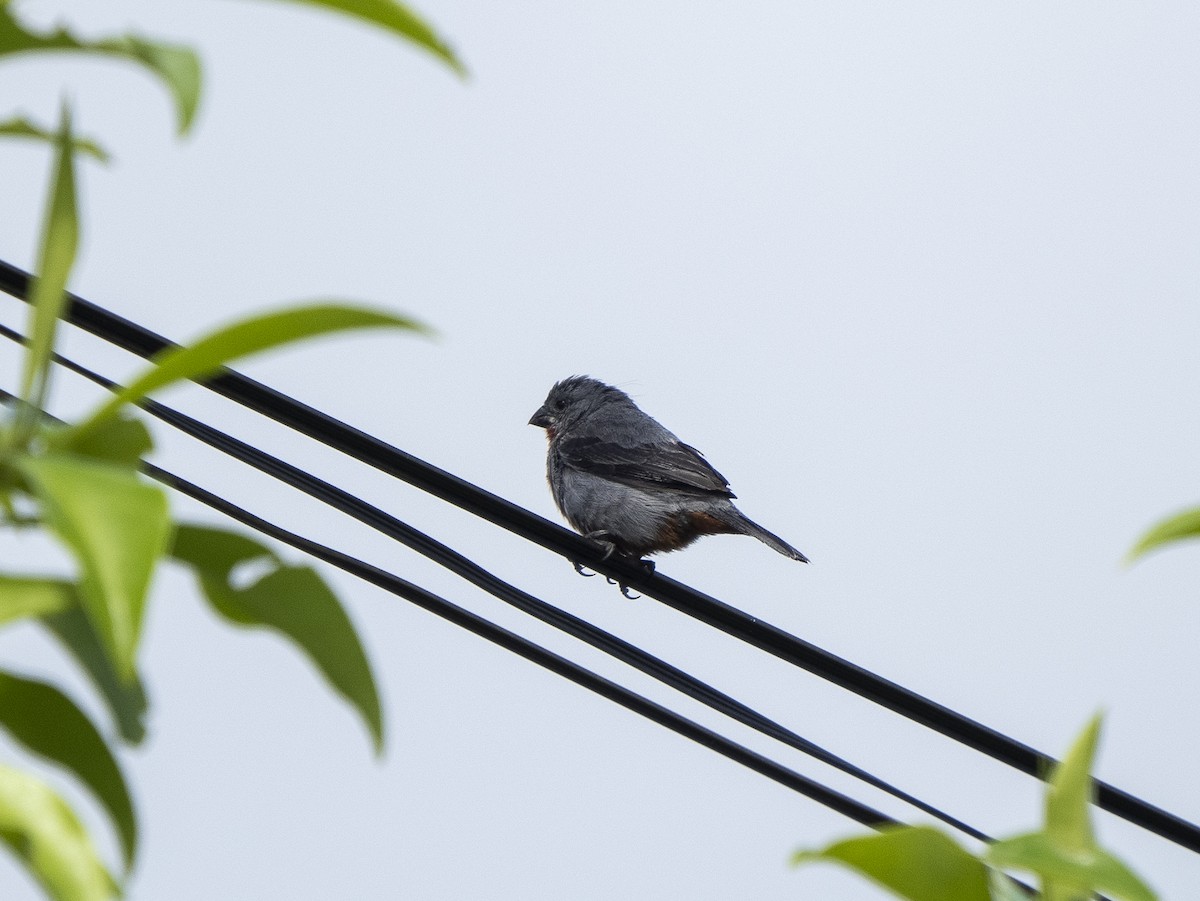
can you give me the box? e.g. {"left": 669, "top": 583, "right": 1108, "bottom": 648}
{"left": 557, "top": 435, "right": 735, "bottom": 497}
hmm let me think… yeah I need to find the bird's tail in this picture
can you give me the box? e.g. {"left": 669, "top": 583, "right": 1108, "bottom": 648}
{"left": 728, "top": 510, "right": 809, "bottom": 563}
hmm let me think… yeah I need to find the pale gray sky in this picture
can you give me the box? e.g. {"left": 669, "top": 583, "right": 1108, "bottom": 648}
{"left": 2, "top": 2, "right": 1200, "bottom": 899}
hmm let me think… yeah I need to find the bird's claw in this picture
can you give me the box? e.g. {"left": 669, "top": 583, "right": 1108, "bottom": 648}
{"left": 576, "top": 535, "right": 654, "bottom": 599}
{"left": 607, "top": 556, "right": 655, "bottom": 599}
{"left": 583, "top": 530, "right": 620, "bottom": 561}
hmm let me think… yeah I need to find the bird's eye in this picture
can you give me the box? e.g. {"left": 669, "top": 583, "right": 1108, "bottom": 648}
{"left": 553, "top": 398, "right": 566, "bottom": 410}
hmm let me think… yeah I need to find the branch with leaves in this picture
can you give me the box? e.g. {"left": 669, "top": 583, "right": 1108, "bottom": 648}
{"left": 793, "top": 716, "right": 1158, "bottom": 901}
{"left": 0, "top": 1, "right": 459, "bottom": 898}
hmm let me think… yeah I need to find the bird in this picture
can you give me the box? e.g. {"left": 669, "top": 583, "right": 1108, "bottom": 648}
{"left": 529, "top": 376, "right": 808, "bottom": 572}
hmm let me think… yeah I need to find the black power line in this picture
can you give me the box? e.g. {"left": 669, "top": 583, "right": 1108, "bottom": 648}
{"left": 149, "top": 464, "right": 903, "bottom": 830}
{"left": 0, "top": 382, "right": 899, "bottom": 834}
{"left": 1, "top": 258, "right": 1196, "bottom": 855}
{"left": 4, "top": 324, "right": 988, "bottom": 843}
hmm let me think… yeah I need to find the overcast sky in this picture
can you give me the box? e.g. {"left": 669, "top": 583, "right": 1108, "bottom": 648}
{"left": 2, "top": 1, "right": 1200, "bottom": 899}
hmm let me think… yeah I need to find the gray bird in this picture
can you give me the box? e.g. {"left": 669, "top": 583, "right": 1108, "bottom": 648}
{"left": 529, "top": 376, "right": 808, "bottom": 565}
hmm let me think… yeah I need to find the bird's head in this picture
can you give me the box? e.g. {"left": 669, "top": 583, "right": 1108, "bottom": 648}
{"left": 529, "top": 375, "right": 627, "bottom": 438}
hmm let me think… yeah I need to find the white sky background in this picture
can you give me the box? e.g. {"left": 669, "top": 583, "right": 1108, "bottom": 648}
{"left": 1, "top": 1, "right": 1199, "bottom": 898}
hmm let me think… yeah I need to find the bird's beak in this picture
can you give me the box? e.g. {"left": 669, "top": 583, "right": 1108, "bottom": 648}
{"left": 529, "top": 406, "right": 552, "bottom": 428}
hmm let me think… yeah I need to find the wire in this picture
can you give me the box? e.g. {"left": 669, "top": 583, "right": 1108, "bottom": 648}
{"left": 3, "top": 324, "right": 989, "bottom": 843}
{"left": 152, "top": 463, "right": 905, "bottom": 828}
{"left": 1, "top": 259, "right": 1196, "bottom": 855}
{"left": 0, "top": 383, "right": 900, "bottom": 834}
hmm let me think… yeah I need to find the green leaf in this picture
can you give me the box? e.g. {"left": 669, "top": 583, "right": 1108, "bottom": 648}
{"left": 170, "top": 524, "right": 384, "bottom": 753}
{"left": 791, "top": 825, "right": 991, "bottom": 901}
{"left": 257, "top": 0, "right": 464, "bottom": 75}
{"left": 988, "top": 833, "right": 1157, "bottom": 901}
{"left": 17, "top": 101, "right": 78, "bottom": 439}
{"left": 42, "top": 604, "right": 148, "bottom": 745}
{"left": 170, "top": 522, "right": 278, "bottom": 572}
{"left": 0, "top": 764, "right": 118, "bottom": 901}
{"left": 987, "top": 869, "right": 1032, "bottom": 901}
{"left": 985, "top": 715, "right": 1159, "bottom": 901}
{"left": 1127, "top": 506, "right": 1200, "bottom": 562}
{"left": 0, "top": 574, "right": 72, "bottom": 625}
{"left": 18, "top": 453, "right": 170, "bottom": 681}
{"left": 70, "top": 303, "right": 428, "bottom": 446}
{"left": 0, "top": 670, "right": 136, "bottom": 868}
{"left": 0, "top": 115, "right": 109, "bottom": 161}
{"left": 0, "top": 6, "right": 201, "bottom": 134}
{"left": 48, "top": 414, "right": 153, "bottom": 467}
{"left": 1045, "top": 714, "right": 1101, "bottom": 853}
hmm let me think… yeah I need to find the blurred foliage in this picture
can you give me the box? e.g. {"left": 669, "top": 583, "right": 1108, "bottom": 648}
{"left": 794, "top": 825, "right": 992, "bottom": 901}
{"left": 0, "top": 0, "right": 453, "bottom": 896}
{"left": 793, "top": 716, "right": 1158, "bottom": 900}
{"left": 170, "top": 524, "right": 385, "bottom": 753}
{"left": 1129, "top": 507, "right": 1200, "bottom": 563}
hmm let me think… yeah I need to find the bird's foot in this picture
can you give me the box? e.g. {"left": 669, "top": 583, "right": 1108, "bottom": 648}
{"left": 572, "top": 531, "right": 619, "bottom": 577}
{"left": 608, "top": 556, "right": 654, "bottom": 599}
{"left": 583, "top": 530, "right": 620, "bottom": 560}
{"left": 574, "top": 533, "right": 654, "bottom": 599}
